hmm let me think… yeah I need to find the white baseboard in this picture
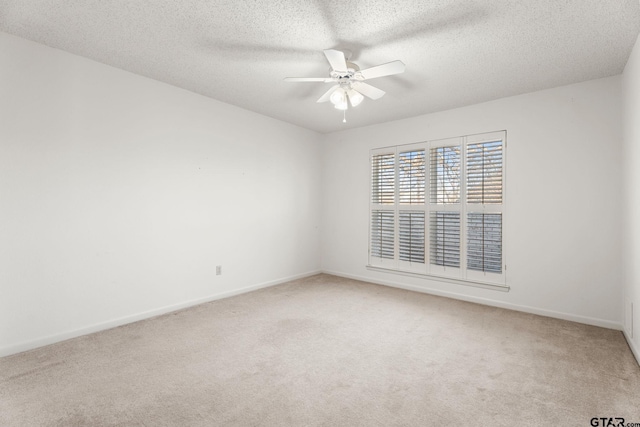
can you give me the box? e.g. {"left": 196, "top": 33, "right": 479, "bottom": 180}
{"left": 4, "top": 269, "right": 630, "bottom": 361}
{"left": 623, "top": 329, "right": 640, "bottom": 367}
{"left": 0, "top": 270, "right": 321, "bottom": 358}
{"left": 322, "top": 269, "right": 623, "bottom": 331}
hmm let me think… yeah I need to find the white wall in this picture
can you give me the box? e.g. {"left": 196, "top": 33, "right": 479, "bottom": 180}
{"left": 321, "top": 76, "right": 623, "bottom": 328}
{"left": 0, "top": 32, "right": 322, "bottom": 356}
{"left": 623, "top": 33, "right": 640, "bottom": 362}
{"left": 0, "top": 30, "right": 631, "bottom": 358}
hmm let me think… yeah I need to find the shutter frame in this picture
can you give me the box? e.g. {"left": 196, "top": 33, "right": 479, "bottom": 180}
{"left": 369, "top": 131, "right": 505, "bottom": 286}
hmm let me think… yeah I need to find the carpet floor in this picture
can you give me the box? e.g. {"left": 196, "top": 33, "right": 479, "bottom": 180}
{"left": 2, "top": 274, "right": 640, "bottom": 426}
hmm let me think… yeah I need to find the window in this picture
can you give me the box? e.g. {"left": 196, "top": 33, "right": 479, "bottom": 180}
{"left": 368, "top": 131, "right": 506, "bottom": 287}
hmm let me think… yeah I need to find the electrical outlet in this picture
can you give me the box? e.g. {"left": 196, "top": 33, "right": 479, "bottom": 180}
{"left": 216, "top": 265, "right": 222, "bottom": 276}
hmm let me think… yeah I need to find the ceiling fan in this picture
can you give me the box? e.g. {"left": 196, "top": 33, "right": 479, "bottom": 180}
{"left": 284, "top": 49, "right": 406, "bottom": 118}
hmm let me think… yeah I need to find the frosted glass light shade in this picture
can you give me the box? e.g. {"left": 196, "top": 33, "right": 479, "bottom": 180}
{"left": 330, "top": 88, "right": 346, "bottom": 106}
{"left": 347, "top": 90, "right": 364, "bottom": 107}
{"left": 334, "top": 100, "right": 348, "bottom": 110}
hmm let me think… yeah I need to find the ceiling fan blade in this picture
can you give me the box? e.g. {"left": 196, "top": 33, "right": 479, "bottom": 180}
{"left": 359, "top": 60, "right": 406, "bottom": 80}
{"left": 284, "top": 77, "right": 333, "bottom": 82}
{"left": 351, "top": 82, "right": 386, "bottom": 100}
{"left": 323, "top": 49, "right": 347, "bottom": 72}
{"left": 317, "top": 85, "right": 341, "bottom": 103}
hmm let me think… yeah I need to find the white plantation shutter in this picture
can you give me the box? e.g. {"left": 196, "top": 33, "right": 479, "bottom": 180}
{"left": 398, "top": 150, "right": 425, "bottom": 205}
{"left": 371, "top": 210, "right": 395, "bottom": 259}
{"left": 370, "top": 151, "right": 396, "bottom": 267}
{"left": 397, "top": 149, "right": 426, "bottom": 269}
{"left": 399, "top": 211, "right": 425, "bottom": 263}
{"left": 467, "top": 140, "right": 502, "bottom": 204}
{"left": 465, "top": 134, "right": 504, "bottom": 282}
{"left": 369, "top": 131, "right": 506, "bottom": 287}
{"left": 467, "top": 213, "right": 502, "bottom": 273}
{"left": 371, "top": 153, "right": 395, "bottom": 205}
{"left": 428, "top": 140, "right": 462, "bottom": 276}
{"left": 429, "top": 212, "right": 460, "bottom": 267}
{"left": 430, "top": 146, "right": 461, "bottom": 204}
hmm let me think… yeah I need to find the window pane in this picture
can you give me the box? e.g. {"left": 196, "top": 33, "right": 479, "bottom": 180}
{"left": 430, "top": 146, "right": 460, "bottom": 204}
{"left": 398, "top": 150, "right": 425, "bottom": 205}
{"left": 399, "top": 211, "right": 425, "bottom": 263}
{"left": 467, "top": 140, "right": 502, "bottom": 204}
{"left": 429, "top": 212, "right": 460, "bottom": 267}
{"left": 371, "top": 153, "right": 395, "bottom": 205}
{"left": 371, "top": 210, "right": 395, "bottom": 259}
{"left": 467, "top": 213, "right": 502, "bottom": 273}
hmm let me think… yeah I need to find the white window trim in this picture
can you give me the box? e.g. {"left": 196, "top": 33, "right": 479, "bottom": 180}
{"left": 365, "top": 265, "right": 510, "bottom": 292}
{"left": 368, "top": 130, "right": 508, "bottom": 291}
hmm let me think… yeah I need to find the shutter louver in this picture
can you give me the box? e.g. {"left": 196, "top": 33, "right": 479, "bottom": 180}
{"left": 398, "top": 150, "right": 425, "bottom": 205}
{"left": 467, "top": 213, "right": 502, "bottom": 273}
{"left": 371, "top": 210, "right": 395, "bottom": 259}
{"left": 372, "top": 153, "right": 395, "bottom": 205}
{"left": 467, "top": 141, "right": 502, "bottom": 204}
{"left": 430, "top": 146, "right": 460, "bottom": 204}
{"left": 399, "top": 211, "right": 425, "bottom": 263}
{"left": 430, "top": 212, "right": 460, "bottom": 267}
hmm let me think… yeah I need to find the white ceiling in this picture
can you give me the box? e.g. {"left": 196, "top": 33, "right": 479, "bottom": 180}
{"left": 1, "top": 0, "right": 639, "bottom": 133}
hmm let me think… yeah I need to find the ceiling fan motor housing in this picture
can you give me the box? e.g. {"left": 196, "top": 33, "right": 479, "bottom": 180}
{"left": 330, "top": 62, "right": 362, "bottom": 85}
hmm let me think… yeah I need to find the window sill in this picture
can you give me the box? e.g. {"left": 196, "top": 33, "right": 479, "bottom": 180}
{"left": 365, "top": 265, "right": 510, "bottom": 292}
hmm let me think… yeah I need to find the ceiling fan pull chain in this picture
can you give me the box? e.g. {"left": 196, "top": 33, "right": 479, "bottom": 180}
{"left": 343, "top": 109, "right": 346, "bottom": 123}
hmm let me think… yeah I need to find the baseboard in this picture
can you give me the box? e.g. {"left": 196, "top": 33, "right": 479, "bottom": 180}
{"left": 623, "top": 329, "right": 640, "bottom": 367}
{"left": 4, "top": 269, "right": 626, "bottom": 359}
{"left": 322, "top": 269, "right": 623, "bottom": 331}
{"left": 0, "top": 270, "right": 321, "bottom": 358}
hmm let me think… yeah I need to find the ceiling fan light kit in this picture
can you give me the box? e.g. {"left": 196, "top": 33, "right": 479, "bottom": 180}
{"left": 284, "top": 49, "right": 406, "bottom": 122}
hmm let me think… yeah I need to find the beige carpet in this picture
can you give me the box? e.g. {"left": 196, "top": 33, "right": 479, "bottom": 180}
{"left": 2, "top": 274, "right": 639, "bottom": 426}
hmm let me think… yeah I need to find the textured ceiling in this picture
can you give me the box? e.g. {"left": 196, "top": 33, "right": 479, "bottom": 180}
{"left": 1, "top": 0, "right": 639, "bottom": 133}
